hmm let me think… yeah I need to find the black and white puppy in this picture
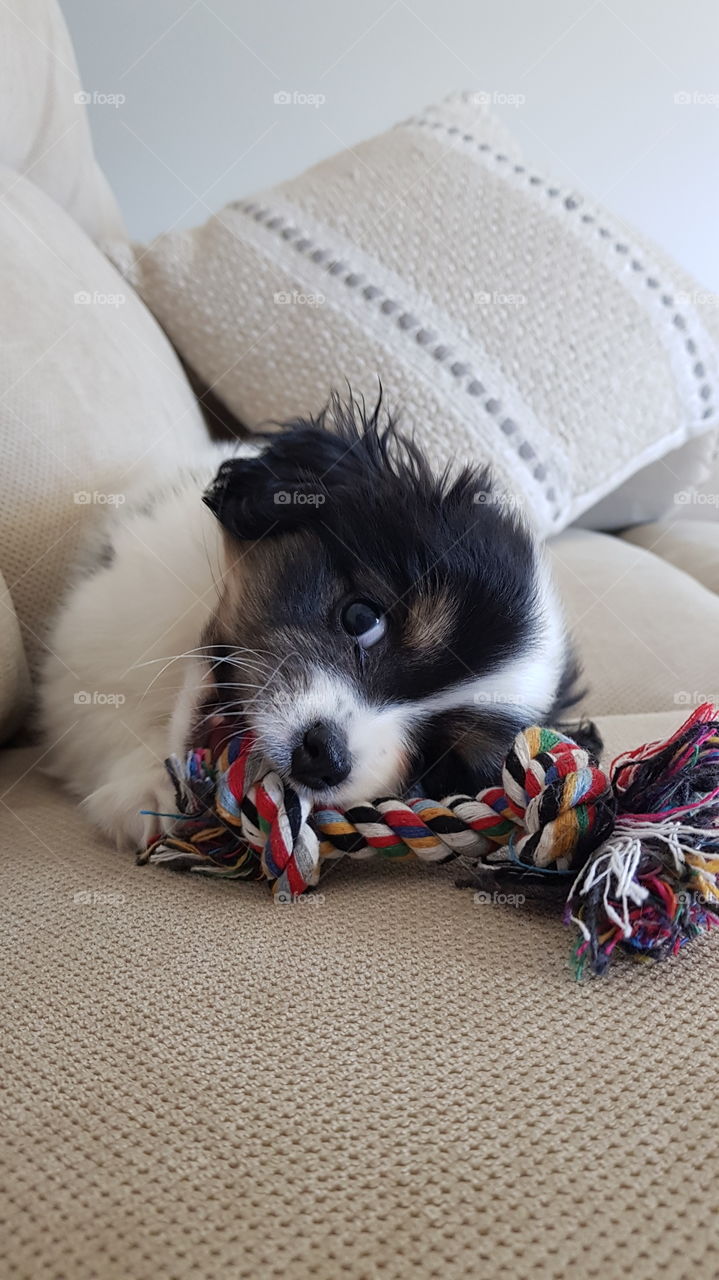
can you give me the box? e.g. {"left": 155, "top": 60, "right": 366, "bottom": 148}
{"left": 39, "top": 395, "right": 585, "bottom": 850}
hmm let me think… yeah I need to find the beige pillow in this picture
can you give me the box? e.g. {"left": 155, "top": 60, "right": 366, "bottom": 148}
{"left": 0, "top": 0, "right": 125, "bottom": 246}
{"left": 115, "top": 91, "right": 719, "bottom": 538}
{"left": 550, "top": 527, "right": 719, "bottom": 715}
{"left": 620, "top": 520, "right": 719, "bottom": 595}
{"left": 576, "top": 431, "right": 719, "bottom": 530}
{"left": 0, "top": 570, "right": 30, "bottom": 743}
{"left": 0, "top": 164, "right": 208, "bottom": 724}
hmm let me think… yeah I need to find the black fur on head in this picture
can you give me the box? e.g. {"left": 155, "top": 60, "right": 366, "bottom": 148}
{"left": 203, "top": 388, "right": 432, "bottom": 542}
{"left": 203, "top": 387, "right": 538, "bottom": 689}
{"left": 201, "top": 389, "right": 582, "bottom": 800}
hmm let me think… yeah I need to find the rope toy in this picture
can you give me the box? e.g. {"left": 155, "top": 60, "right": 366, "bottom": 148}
{"left": 139, "top": 703, "right": 719, "bottom": 977}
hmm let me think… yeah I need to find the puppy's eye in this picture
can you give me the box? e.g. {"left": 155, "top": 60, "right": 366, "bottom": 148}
{"left": 341, "top": 599, "right": 387, "bottom": 648}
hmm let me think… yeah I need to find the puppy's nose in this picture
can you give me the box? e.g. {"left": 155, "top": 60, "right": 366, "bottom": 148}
{"left": 291, "top": 721, "right": 351, "bottom": 789}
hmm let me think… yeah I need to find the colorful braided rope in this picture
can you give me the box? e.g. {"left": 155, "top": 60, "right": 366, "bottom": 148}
{"left": 141, "top": 723, "right": 614, "bottom": 895}
{"left": 139, "top": 704, "right": 719, "bottom": 975}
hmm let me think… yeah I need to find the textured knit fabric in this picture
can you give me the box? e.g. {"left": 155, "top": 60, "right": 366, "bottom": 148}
{"left": 0, "top": 164, "right": 208, "bottom": 714}
{"left": 621, "top": 519, "right": 719, "bottom": 595}
{"left": 576, "top": 431, "right": 719, "bottom": 530}
{"left": 0, "top": 568, "right": 30, "bottom": 743}
{"left": 118, "top": 91, "right": 719, "bottom": 537}
{"left": 0, "top": 0, "right": 209, "bottom": 734}
{"left": 0, "top": 0, "right": 125, "bottom": 246}
{"left": 2, "top": 704, "right": 719, "bottom": 1280}
{"left": 4, "top": 9, "right": 719, "bottom": 1273}
{"left": 550, "top": 527, "right": 719, "bottom": 715}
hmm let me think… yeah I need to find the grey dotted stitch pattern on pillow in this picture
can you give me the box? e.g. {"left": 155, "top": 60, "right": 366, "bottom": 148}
{"left": 230, "top": 198, "right": 562, "bottom": 523}
{"left": 409, "top": 115, "right": 715, "bottom": 426}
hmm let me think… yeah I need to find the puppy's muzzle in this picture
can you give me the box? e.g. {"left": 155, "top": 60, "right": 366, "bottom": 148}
{"left": 291, "top": 721, "right": 351, "bottom": 790}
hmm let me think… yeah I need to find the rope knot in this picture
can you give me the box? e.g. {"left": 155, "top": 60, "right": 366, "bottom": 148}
{"left": 139, "top": 703, "right": 719, "bottom": 976}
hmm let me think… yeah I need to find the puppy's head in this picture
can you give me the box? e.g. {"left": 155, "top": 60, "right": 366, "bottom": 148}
{"left": 200, "top": 394, "right": 568, "bottom": 803}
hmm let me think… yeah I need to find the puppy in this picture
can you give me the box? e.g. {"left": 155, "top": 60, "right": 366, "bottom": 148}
{"left": 39, "top": 394, "right": 586, "bottom": 851}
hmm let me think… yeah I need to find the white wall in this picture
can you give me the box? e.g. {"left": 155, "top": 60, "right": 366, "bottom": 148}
{"left": 60, "top": 0, "right": 719, "bottom": 288}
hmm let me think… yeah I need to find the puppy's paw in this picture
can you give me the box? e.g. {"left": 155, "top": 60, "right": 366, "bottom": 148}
{"left": 82, "top": 755, "right": 178, "bottom": 852}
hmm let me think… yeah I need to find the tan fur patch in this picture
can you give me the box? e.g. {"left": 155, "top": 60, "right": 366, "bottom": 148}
{"left": 405, "top": 590, "right": 457, "bottom": 653}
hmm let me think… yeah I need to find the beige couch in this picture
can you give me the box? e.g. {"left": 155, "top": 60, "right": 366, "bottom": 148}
{"left": 3, "top": 4, "right": 719, "bottom": 1278}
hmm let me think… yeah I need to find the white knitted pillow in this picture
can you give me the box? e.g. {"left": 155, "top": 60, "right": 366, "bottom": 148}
{"left": 0, "top": 165, "right": 208, "bottom": 721}
{"left": 116, "top": 93, "right": 719, "bottom": 537}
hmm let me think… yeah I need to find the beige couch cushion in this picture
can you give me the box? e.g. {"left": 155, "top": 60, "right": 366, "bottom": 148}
{"left": 593, "top": 709, "right": 691, "bottom": 763}
{"left": 0, "top": 0, "right": 125, "bottom": 245}
{"left": 621, "top": 519, "right": 719, "bottom": 595}
{"left": 576, "top": 430, "right": 719, "bottom": 531}
{"left": 0, "top": 570, "right": 31, "bottom": 742}
{"left": 118, "top": 91, "right": 719, "bottom": 539}
{"left": 550, "top": 527, "right": 719, "bottom": 715}
{"left": 2, "top": 720, "right": 717, "bottom": 1280}
{"left": 0, "top": 164, "right": 208, "bottom": 713}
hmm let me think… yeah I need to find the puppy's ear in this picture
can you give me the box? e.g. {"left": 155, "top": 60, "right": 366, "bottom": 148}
{"left": 202, "top": 426, "right": 350, "bottom": 541}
